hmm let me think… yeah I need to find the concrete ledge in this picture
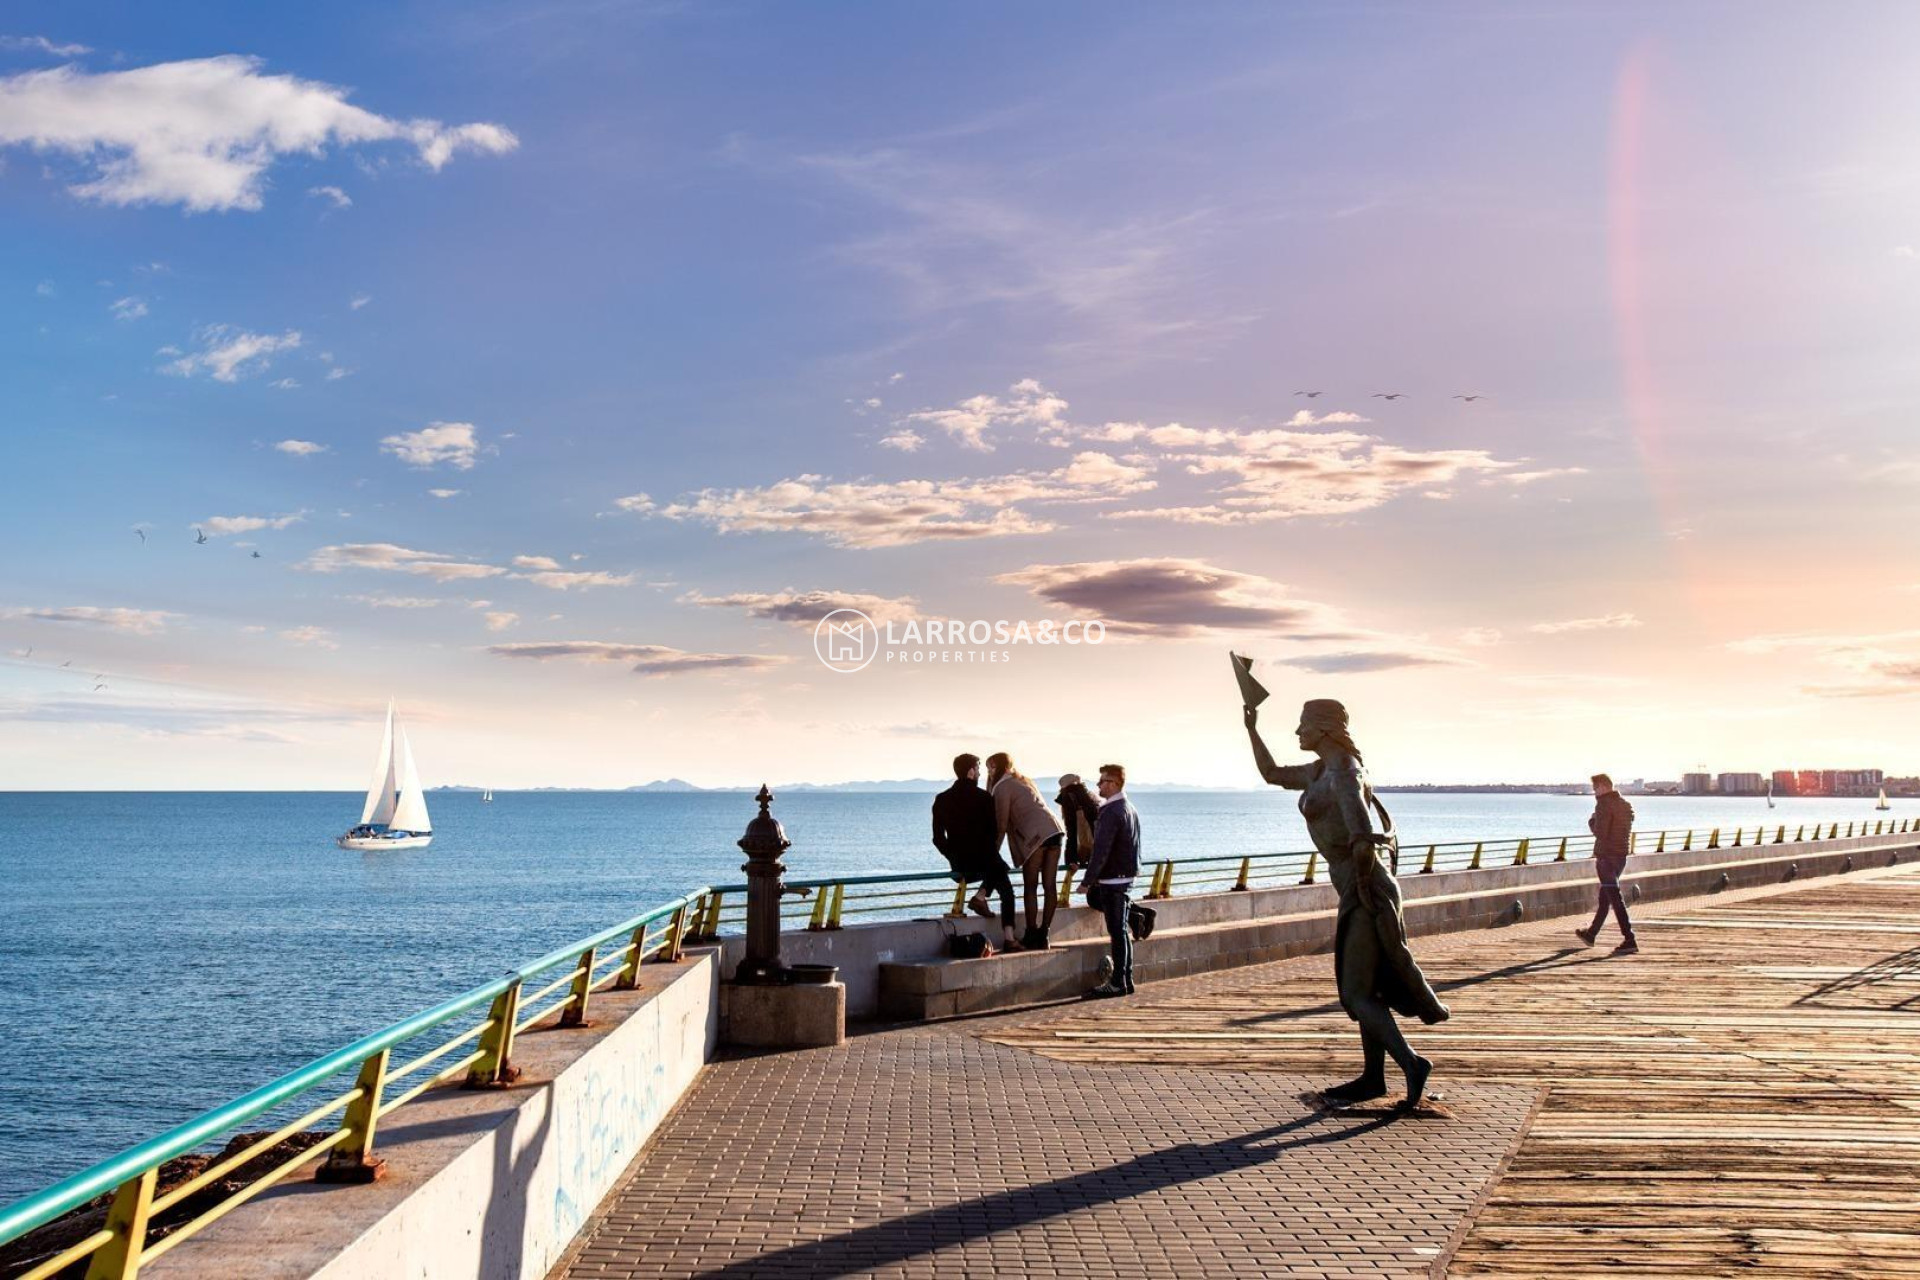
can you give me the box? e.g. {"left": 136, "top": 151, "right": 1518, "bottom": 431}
{"left": 875, "top": 836, "right": 1918, "bottom": 1020}
{"left": 143, "top": 949, "right": 721, "bottom": 1280}
{"left": 724, "top": 981, "right": 847, "bottom": 1048}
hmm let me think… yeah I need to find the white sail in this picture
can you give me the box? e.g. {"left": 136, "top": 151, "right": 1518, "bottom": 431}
{"left": 358, "top": 702, "right": 398, "bottom": 826}
{"left": 1877, "top": 787, "right": 1891, "bottom": 811}
{"left": 389, "top": 721, "right": 432, "bottom": 833}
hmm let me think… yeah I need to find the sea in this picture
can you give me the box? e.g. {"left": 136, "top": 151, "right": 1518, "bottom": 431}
{"left": 0, "top": 788, "right": 1900, "bottom": 1208}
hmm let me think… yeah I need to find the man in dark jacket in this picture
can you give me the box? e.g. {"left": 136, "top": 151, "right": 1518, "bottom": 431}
{"left": 1080, "top": 763, "right": 1142, "bottom": 997}
{"left": 1577, "top": 772, "right": 1638, "bottom": 953}
{"left": 932, "top": 753, "right": 1019, "bottom": 951}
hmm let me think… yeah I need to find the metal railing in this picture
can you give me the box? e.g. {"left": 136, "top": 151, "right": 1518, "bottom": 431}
{"left": 0, "top": 893, "right": 699, "bottom": 1279}
{"left": 5, "top": 811, "right": 1912, "bottom": 1273}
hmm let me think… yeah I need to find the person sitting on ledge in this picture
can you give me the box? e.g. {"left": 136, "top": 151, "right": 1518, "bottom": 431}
{"left": 987, "top": 751, "right": 1067, "bottom": 950}
{"left": 932, "top": 753, "right": 1020, "bottom": 953}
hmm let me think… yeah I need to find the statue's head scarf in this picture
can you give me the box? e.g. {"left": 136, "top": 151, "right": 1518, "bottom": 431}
{"left": 1298, "top": 698, "right": 1349, "bottom": 732}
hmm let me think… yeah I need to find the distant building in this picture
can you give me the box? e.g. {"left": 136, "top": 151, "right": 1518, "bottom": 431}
{"left": 1797, "top": 769, "right": 1823, "bottom": 796}
{"left": 1771, "top": 770, "right": 1798, "bottom": 796}
{"left": 1718, "top": 772, "right": 1765, "bottom": 796}
{"left": 1682, "top": 772, "right": 1713, "bottom": 795}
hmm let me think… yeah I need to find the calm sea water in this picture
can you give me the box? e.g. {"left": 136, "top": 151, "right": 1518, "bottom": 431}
{"left": 0, "top": 788, "right": 1899, "bottom": 1207}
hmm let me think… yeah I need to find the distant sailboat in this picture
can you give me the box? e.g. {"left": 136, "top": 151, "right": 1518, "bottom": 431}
{"left": 1766, "top": 778, "right": 1775, "bottom": 809}
{"left": 337, "top": 701, "right": 433, "bottom": 850}
{"left": 482, "top": 787, "right": 493, "bottom": 804}
{"left": 1877, "top": 787, "right": 1891, "bottom": 812}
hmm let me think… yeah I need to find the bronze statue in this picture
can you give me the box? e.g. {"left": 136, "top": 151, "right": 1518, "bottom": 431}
{"left": 1245, "top": 696, "right": 1448, "bottom": 1105}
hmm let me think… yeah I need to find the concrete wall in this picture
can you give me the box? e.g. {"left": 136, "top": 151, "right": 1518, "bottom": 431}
{"left": 146, "top": 949, "right": 720, "bottom": 1280}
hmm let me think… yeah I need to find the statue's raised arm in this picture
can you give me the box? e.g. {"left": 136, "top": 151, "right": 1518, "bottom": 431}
{"left": 1244, "top": 703, "right": 1315, "bottom": 789}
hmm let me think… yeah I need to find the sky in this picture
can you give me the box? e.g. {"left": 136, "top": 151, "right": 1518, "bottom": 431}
{"left": 3, "top": 2, "right": 1919, "bottom": 790}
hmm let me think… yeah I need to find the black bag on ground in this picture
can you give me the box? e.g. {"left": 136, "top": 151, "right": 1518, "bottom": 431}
{"left": 949, "top": 932, "right": 993, "bottom": 959}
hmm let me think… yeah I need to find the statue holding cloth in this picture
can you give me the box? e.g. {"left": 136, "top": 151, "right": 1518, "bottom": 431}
{"left": 1235, "top": 654, "right": 1448, "bottom": 1106}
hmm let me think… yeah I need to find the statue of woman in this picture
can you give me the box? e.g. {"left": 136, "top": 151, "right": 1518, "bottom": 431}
{"left": 1246, "top": 698, "right": 1448, "bottom": 1105}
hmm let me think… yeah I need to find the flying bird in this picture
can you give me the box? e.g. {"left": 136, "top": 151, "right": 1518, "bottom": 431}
{"left": 93, "top": 682, "right": 107, "bottom": 692}
{"left": 60, "top": 660, "right": 71, "bottom": 668}
{"left": 135, "top": 529, "right": 146, "bottom": 544}
{"left": 1452, "top": 394, "right": 1489, "bottom": 402}
{"left": 1292, "top": 390, "right": 1324, "bottom": 398}
{"left": 1371, "top": 393, "right": 1408, "bottom": 400}
{"left": 194, "top": 528, "right": 208, "bottom": 545}
{"left": 251, "top": 550, "right": 262, "bottom": 559}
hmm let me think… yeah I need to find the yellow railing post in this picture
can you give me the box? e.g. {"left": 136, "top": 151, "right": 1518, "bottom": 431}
{"left": 950, "top": 880, "right": 969, "bottom": 916}
{"left": 1847, "top": 821, "right": 1855, "bottom": 837}
{"left": 1682, "top": 829, "right": 1693, "bottom": 851}
{"left": 1299, "top": 850, "right": 1318, "bottom": 885}
{"left": 85, "top": 1167, "right": 157, "bottom": 1280}
{"left": 1554, "top": 836, "right": 1569, "bottom": 861}
{"left": 665, "top": 903, "right": 689, "bottom": 962}
{"left": 825, "top": 882, "right": 846, "bottom": 929}
{"left": 1513, "top": 838, "right": 1530, "bottom": 866}
{"left": 560, "top": 946, "right": 596, "bottom": 1028}
{"left": 1707, "top": 827, "right": 1720, "bottom": 849}
{"left": 1654, "top": 830, "right": 1665, "bottom": 853}
{"left": 1795, "top": 823, "right": 1805, "bottom": 842}
{"left": 1467, "top": 841, "right": 1483, "bottom": 871}
{"left": 1232, "top": 856, "right": 1252, "bottom": 891}
{"left": 317, "top": 1048, "right": 390, "bottom": 1184}
{"left": 467, "top": 982, "right": 522, "bottom": 1087}
{"left": 1420, "top": 844, "right": 1436, "bottom": 874}
{"left": 1731, "top": 826, "right": 1742, "bottom": 848}
{"left": 806, "top": 886, "right": 829, "bottom": 931}
{"left": 1829, "top": 822, "right": 1839, "bottom": 839}
{"left": 616, "top": 922, "right": 648, "bottom": 989}
{"left": 1774, "top": 824, "right": 1785, "bottom": 844}
{"left": 1059, "top": 863, "right": 1076, "bottom": 901}
{"left": 702, "top": 890, "right": 724, "bottom": 937}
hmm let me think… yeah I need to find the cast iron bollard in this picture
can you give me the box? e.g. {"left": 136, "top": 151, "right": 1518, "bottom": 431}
{"left": 735, "top": 784, "right": 790, "bottom": 985}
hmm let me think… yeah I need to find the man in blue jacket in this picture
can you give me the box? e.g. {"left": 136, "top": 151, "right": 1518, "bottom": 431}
{"left": 1081, "top": 763, "right": 1141, "bottom": 998}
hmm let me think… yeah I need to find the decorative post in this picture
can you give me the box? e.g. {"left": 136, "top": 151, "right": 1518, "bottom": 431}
{"left": 734, "top": 784, "right": 790, "bottom": 985}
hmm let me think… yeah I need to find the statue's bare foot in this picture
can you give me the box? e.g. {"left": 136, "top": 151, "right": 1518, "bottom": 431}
{"left": 1323, "top": 1073, "right": 1387, "bottom": 1103}
{"left": 1401, "top": 1055, "right": 1433, "bottom": 1108}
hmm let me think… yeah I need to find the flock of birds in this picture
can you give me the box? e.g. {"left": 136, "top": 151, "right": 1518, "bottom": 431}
{"left": 10, "top": 647, "right": 109, "bottom": 692}
{"left": 1292, "top": 390, "right": 1489, "bottom": 401}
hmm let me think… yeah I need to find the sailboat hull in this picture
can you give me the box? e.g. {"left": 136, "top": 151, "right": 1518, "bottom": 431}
{"left": 337, "top": 833, "right": 433, "bottom": 851}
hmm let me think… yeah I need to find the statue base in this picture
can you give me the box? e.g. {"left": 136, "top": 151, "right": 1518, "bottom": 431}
{"left": 725, "top": 980, "right": 846, "bottom": 1049}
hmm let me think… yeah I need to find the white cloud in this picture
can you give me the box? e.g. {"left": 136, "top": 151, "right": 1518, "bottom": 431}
{"left": 325, "top": 366, "right": 351, "bottom": 380}
{"left": 162, "top": 325, "right": 300, "bottom": 382}
{"left": 612, "top": 493, "right": 655, "bottom": 514}
{"left": 109, "top": 295, "right": 147, "bottom": 321}
{"left": 0, "top": 55, "right": 517, "bottom": 212}
{"left": 300, "top": 542, "right": 505, "bottom": 583}
{"left": 280, "top": 625, "right": 337, "bottom": 649}
{"left": 349, "top": 294, "right": 372, "bottom": 310}
{"left": 428, "top": 488, "right": 462, "bottom": 499}
{"left": 484, "top": 611, "right": 518, "bottom": 632}
{"left": 513, "top": 555, "right": 561, "bottom": 571}
{"left": 684, "top": 589, "right": 920, "bottom": 626}
{"left": 879, "top": 430, "right": 924, "bottom": 452}
{"left": 652, "top": 452, "right": 1153, "bottom": 549}
{"left": 346, "top": 594, "right": 443, "bottom": 609}
{"left": 1458, "top": 627, "right": 1504, "bottom": 647}
{"left": 0, "top": 35, "right": 92, "bottom": 57}
{"left": 380, "top": 422, "right": 480, "bottom": 470}
{"left": 1730, "top": 628, "right": 1920, "bottom": 699}
{"left": 34, "top": 279, "right": 55, "bottom": 297}
{"left": 201, "top": 512, "right": 303, "bottom": 536}
{"left": 1501, "top": 467, "right": 1589, "bottom": 486}
{"left": 902, "top": 378, "right": 1069, "bottom": 452}
{"left": 516, "top": 569, "right": 635, "bottom": 591}
{"left": 307, "top": 184, "right": 351, "bottom": 209}
{"left": 0, "top": 604, "right": 173, "bottom": 634}
{"left": 1529, "top": 613, "right": 1643, "bottom": 635}
{"left": 1894, "top": 245, "right": 1917, "bottom": 259}
{"left": 487, "top": 640, "right": 787, "bottom": 677}
{"left": 274, "top": 438, "right": 327, "bottom": 456}
{"left": 269, "top": 377, "right": 300, "bottom": 390}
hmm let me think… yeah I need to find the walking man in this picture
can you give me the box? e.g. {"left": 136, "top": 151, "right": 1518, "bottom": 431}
{"left": 1577, "top": 772, "right": 1638, "bottom": 954}
{"left": 1081, "top": 763, "right": 1141, "bottom": 998}
{"left": 933, "top": 754, "right": 1021, "bottom": 953}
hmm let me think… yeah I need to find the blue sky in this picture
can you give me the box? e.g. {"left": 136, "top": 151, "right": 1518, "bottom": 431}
{"left": 4, "top": 2, "right": 1920, "bottom": 789}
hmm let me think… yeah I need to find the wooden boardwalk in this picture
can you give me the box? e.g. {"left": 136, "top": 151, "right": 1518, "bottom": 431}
{"left": 985, "top": 866, "right": 1920, "bottom": 1277}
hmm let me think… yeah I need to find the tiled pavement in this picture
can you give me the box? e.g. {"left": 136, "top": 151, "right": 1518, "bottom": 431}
{"left": 559, "top": 864, "right": 1920, "bottom": 1279}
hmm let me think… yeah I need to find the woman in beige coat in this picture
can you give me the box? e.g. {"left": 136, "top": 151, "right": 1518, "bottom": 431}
{"left": 987, "top": 751, "right": 1067, "bottom": 949}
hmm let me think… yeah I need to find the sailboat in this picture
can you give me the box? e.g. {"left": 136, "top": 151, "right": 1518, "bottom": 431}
{"left": 337, "top": 700, "right": 433, "bottom": 850}
{"left": 482, "top": 787, "right": 492, "bottom": 804}
{"left": 1877, "top": 787, "right": 1891, "bottom": 812}
{"left": 1766, "top": 778, "right": 1775, "bottom": 809}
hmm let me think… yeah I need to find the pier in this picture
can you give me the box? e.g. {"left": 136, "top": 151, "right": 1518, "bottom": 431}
{"left": 3, "top": 817, "right": 1918, "bottom": 1279}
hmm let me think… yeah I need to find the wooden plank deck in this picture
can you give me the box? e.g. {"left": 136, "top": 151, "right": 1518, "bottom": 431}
{"left": 985, "top": 868, "right": 1920, "bottom": 1278}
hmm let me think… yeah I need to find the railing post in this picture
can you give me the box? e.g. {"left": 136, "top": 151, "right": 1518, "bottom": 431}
{"left": 1775, "top": 824, "right": 1785, "bottom": 844}
{"left": 467, "top": 982, "right": 523, "bottom": 1088}
{"left": 316, "top": 1048, "right": 390, "bottom": 1184}
{"left": 616, "top": 921, "right": 648, "bottom": 989}
{"left": 1420, "top": 844, "right": 1436, "bottom": 873}
{"left": 1795, "top": 824, "right": 1805, "bottom": 842}
{"left": 1556, "top": 836, "right": 1570, "bottom": 861}
{"left": 1232, "top": 855, "right": 1252, "bottom": 891}
{"left": 1299, "top": 850, "right": 1318, "bottom": 885}
{"left": 1059, "top": 863, "right": 1076, "bottom": 901}
{"left": 85, "top": 1167, "right": 157, "bottom": 1280}
{"left": 806, "top": 886, "right": 829, "bottom": 931}
{"left": 560, "top": 946, "right": 596, "bottom": 1028}
{"left": 1707, "top": 827, "right": 1720, "bottom": 849}
{"left": 1513, "top": 838, "right": 1530, "bottom": 866}
{"left": 949, "top": 880, "right": 969, "bottom": 916}
{"left": 1467, "top": 841, "right": 1483, "bottom": 871}
{"left": 825, "top": 882, "right": 846, "bottom": 930}
{"left": 665, "top": 903, "right": 689, "bottom": 962}
{"left": 1682, "top": 829, "right": 1693, "bottom": 851}
{"left": 1654, "top": 831, "right": 1665, "bottom": 853}
{"left": 1731, "top": 826, "right": 1742, "bottom": 848}
{"left": 702, "top": 890, "right": 724, "bottom": 937}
